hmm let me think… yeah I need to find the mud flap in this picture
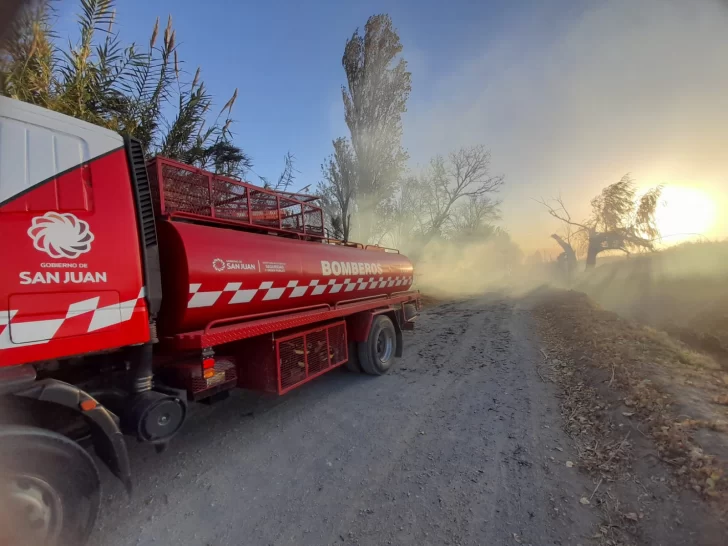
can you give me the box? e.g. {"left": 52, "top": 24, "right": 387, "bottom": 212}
{"left": 15, "top": 379, "right": 132, "bottom": 493}
{"left": 347, "top": 310, "right": 404, "bottom": 358}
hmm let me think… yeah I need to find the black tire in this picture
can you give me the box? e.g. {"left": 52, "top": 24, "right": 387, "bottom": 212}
{"left": 345, "top": 341, "right": 362, "bottom": 373}
{"left": 357, "top": 315, "right": 398, "bottom": 376}
{"left": 0, "top": 426, "right": 101, "bottom": 546}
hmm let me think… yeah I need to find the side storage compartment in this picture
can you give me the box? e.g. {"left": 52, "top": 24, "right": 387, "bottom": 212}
{"left": 235, "top": 320, "right": 348, "bottom": 395}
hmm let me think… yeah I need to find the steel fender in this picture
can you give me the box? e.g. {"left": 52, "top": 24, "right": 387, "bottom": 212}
{"left": 346, "top": 309, "right": 403, "bottom": 357}
{"left": 15, "top": 379, "right": 132, "bottom": 493}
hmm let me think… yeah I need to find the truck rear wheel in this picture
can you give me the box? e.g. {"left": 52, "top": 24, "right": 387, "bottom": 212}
{"left": 0, "top": 426, "right": 100, "bottom": 546}
{"left": 357, "top": 315, "right": 397, "bottom": 376}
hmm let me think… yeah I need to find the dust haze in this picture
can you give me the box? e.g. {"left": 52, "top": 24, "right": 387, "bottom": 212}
{"left": 404, "top": 0, "right": 728, "bottom": 252}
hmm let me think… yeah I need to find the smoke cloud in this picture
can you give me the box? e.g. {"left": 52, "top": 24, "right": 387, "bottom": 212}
{"left": 403, "top": 0, "right": 728, "bottom": 253}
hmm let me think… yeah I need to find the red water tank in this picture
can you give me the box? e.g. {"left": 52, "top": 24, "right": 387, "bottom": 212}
{"left": 156, "top": 220, "right": 415, "bottom": 335}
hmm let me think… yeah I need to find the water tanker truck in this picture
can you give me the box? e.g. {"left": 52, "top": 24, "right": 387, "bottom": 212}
{"left": 0, "top": 95, "right": 420, "bottom": 545}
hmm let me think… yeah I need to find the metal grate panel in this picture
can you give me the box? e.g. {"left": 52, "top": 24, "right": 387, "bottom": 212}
{"left": 159, "top": 163, "right": 212, "bottom": 216}
{"left": 306, "top": 330, "right": 329, "bottom": 374}
{"left": 328, "top": 323, "right": 347, "bottom": 365}
{"left": 303, "top": 203, "right": 324, "bottom": 237}
{"left": 147, "top": 156, "right": 325, "bottom": 239}
{"left": 272, "top": 320, "right": 349, "bottom": 394}
{"left": 212, "top": 177, "right": 249, "bottom": 222}
{"left": 279, "top": 336, "right": 307, "bottom": 391}
{"left": 279, "top": 197, "right": 304, "bottom": 234}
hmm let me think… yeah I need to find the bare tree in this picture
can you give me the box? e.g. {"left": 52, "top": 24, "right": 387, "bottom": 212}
{"left": 415, "top": 145, "right": 503, "bottom": 244}
{"left": 538, "top": 174, "right": 662, "bottom": 270}
{"left": 317, "top": 137, "right": 357, "bottom": 241}
{"left": 536, "top": 195, "right": 578, "bottom": 279}
{"left": 340, "top": 14, "right": 411, "bottom": 242}
{"left": 379, "top": 175, "right": 418, "bottom": 248}
{"left": 449, "top": 194, "right": 501, "bottom": 237}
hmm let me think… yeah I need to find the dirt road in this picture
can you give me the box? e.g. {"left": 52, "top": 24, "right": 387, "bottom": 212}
{"left": 93, "top": 297, "right": 601, "bottom": 546}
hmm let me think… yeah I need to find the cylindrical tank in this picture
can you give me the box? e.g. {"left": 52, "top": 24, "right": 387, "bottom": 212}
{"left": 156, "top": 220, "right": 415, "bottom": 335}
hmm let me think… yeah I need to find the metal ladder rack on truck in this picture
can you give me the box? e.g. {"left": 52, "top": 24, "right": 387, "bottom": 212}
{"left": 0, "top": 95, "right": 420, "bottom": 546}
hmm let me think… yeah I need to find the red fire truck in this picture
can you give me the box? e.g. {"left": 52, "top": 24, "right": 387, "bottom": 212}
{"left": 0, "top": 96, "right": 419, "bottom": 545}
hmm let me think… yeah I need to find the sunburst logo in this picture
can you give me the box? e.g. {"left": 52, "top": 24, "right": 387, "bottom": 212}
{"left": 27, "top": 212, "right": 95, "bottom": 259}
{"left": 212, "top": 258, "right": 226, "bottom": 272}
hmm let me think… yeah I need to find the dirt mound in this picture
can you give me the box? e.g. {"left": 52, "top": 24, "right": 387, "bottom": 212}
{"left": 533, "top": 289, "right": 728, "bottom": 543}
{"left": 574, "top": 241, "right": 728, "bottom": 368}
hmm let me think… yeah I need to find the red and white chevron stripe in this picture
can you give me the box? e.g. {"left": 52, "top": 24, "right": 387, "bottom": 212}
{"left": 0, "top": 287, "right": 146, "bottom": 350}
{"left": 187, "top": 276, "right": 413, "bottom": 309}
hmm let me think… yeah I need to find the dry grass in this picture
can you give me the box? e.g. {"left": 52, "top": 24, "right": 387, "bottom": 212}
{"left": 574, "top": 240, "right": 728, "bottom": 369}
{"left": 536, "top": 340, "right": 641, "bottom": 545}
{"left": 642, "top": 327, "right": 722, "bottom": 370}
{"left": 532, "top": 289, "right": 728, "bottom": 543}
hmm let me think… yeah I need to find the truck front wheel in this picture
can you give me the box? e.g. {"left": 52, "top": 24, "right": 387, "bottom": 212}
{"left": 357, "top": 315, "right": 398, "bottom": 376}
{"left": 0, "top": 426, "right": 100, "bottom": 546}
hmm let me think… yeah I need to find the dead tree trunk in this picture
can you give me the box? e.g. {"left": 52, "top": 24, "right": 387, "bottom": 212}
{"left": 585, "top": 231, "right": 604, "bottom": 270}
{"left": 550, "top": 234, "right": 577, "bottom": 282}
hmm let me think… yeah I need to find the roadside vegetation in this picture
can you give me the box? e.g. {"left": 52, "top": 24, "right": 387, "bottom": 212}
{"left": 533, "top": 289, "right": 728, "bottom": 543}
{"left": 0, "top": 0, "right": 253, "bottom": 178}
{"left": 573, "top": 240, "right": 728, "bottom": 367}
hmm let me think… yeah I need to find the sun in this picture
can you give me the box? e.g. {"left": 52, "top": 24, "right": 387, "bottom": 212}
{"left": 654, "top": 186, "right": 716, "bottom": 242}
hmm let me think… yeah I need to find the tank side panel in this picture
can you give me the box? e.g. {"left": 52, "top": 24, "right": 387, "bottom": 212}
{"left": 157, "top": 221, "right": 414, "bottom": 334}
{"left": 155, "top": 220, "right": 191, "bottom": 335}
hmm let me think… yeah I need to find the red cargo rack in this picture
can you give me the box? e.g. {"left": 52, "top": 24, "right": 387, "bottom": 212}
{"left": 147, "top": 156, "right": 325, "bottom": 239}
{"left": 237, "top": 320, "right": 348, "bottom": 395}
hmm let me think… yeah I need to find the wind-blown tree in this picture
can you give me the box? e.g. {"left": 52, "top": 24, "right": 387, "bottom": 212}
{"left": 322, "top": 14, "right": 411, "bottom": 243}
{"left": 0, "top": 0, "right": 251, "bottom": 177}
{"left": 538, "top": 175, "right": 662, "bottom": 270}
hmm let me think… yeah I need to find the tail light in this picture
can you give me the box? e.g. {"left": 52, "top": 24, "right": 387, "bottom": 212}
{"left": 157, "top": 357, "right": 237, "bottom": 401}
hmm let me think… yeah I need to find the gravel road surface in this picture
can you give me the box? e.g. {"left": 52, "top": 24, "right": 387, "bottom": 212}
{"left": 92, "top": 297, "right": 600, "bottom": 546}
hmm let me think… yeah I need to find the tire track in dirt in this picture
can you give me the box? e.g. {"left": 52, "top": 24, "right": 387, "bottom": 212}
{"left": 339, "top": 297, "right": 599, "bottom": 546}
{"left": 93, "top": 297, "right": 600, "bottom": 546}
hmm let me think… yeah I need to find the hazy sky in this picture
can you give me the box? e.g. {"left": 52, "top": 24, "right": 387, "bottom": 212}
{"left": 57, "top": 0, "right": 728, "bottom": 252}
{"left": 403, "top": 0, "right": 728, "bottom": 252}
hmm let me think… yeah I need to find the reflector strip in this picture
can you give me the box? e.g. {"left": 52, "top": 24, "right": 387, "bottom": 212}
{"left": 186, "top": 276, "right": 414, "bottom": 309}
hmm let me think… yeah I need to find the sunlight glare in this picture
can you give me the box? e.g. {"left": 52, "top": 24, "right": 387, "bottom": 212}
{"left": 655, "top": 186, "right": 716, "bottom": 241}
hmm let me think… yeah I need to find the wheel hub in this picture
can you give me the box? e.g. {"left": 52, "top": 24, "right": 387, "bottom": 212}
{"left": 3, "top": 475, "right": 62, "bottom": 544}
{"left": 375, "top": 330, "right": 394, "bottom": 362}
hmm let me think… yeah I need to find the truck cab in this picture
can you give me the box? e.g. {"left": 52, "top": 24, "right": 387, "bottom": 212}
{"left": 0, "top": 96, "right": 153, "bottom": 367}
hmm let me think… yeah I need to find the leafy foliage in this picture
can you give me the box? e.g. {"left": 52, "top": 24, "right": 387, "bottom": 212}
{"left": 322, "top": 14, "right": 411, "bottom": 242}
{"left": 0, "top": 0, "right": 250, "bottom": 176}
{"left": 320, "top": 14, "right": 507, "bottom": 251}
